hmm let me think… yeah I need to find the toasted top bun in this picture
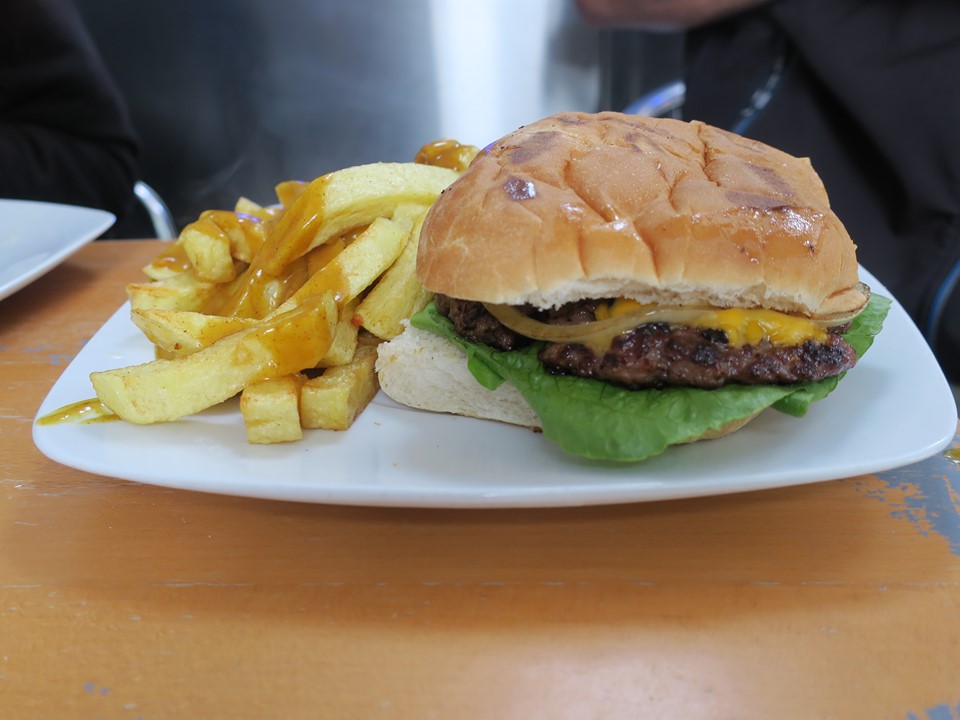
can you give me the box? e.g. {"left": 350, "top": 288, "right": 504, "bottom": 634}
{"left": 417, "top": 112, "right": 869, "bottom": 320}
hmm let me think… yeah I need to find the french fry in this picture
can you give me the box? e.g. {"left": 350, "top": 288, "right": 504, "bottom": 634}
{"left": 414, "top": 139, "right": 480, "bottom": 173}
{"left": 275, "top": 207, "right": 419, "bottom": 314}
{"left": 202, "top": 256, "right": 311, "bottom": 320}
{"left": 92, "top": 293, "right": 338, "bottom": 424}
{"left": 186, "top": 210, "right": 274, "bottom": 268}
{"left": 215, "top": 165, "right": 454, "bottom": 319}
{"left": 240, "top": 374, "right": 304, "bottom": 444}
{"left": 304, "top": 237, "right": 346, "bottom": 277}
{"left": 221, "top": 213, "right": 271, "bottom": 263}
{"left": 355, "top": 208, "right": 431, "bottom": 339}
{"left": 300, "top": 341, "right": 379, "bottom": 431}
{"left": 141, "top": 240, "right": 192, "bottom": 281}
{"left": 140, "top": 205, "right": 273, "bottom": 282}
{"left": 316, "top": 298, "right": 360, "bottom": 368}
{"left": 180, "top": 221, "right": 237, "bottom": 283}
{"left": 256, "top": 163, "right": 457, "bottom": 277}
{"left": 131, "top": 309, "right": 256, "bottom": 358}
{"left": 275, "top": 180, "right": 308, "bottom": 208}
{"left": 234, "top": 196, "right": 281, "bottom": 222}
{"left": 126, "top": 272, "right": 219, "bottom": 312}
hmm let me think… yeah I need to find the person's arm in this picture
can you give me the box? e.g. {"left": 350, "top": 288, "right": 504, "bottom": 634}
{"left": 0, "top": 0, "right": 139, "bottom": 216}
{"left": 576, "top": 0, "right": 770, "bottom": 30}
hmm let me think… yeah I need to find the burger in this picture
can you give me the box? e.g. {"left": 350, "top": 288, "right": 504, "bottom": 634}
{"left": 376, "top": 112, "right": 889, "bottom": 461}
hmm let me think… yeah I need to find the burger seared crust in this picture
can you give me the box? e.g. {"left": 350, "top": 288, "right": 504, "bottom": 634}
{"left": 417, "top": 112, "right": 869, "bottom": 319}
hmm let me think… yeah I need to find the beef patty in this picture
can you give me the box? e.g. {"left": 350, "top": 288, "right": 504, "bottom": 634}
{"left": 434, "top": 295, "right": 857, "bottom": 389}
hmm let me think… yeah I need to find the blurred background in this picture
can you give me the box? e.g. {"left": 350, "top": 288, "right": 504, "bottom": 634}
{"left": 75, "top": 0, "right": 682, "bottom": 238}
{"left": 49, "top": 0, "right": 960, "bottom": 388}
{"left": 26, "top": 0, "right": 960, "bottom": 390}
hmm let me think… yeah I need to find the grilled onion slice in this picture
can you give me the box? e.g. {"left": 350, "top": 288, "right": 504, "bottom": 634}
{"left": 483, "top": 289, "right": 869, "bottom": 348}
{"left": 484, "top": 303, "right": 712, "bottom": 344}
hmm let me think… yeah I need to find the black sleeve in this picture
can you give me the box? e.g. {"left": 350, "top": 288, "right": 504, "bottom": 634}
{"left": 0, "top": 0, "right": 140, "bottom": 218}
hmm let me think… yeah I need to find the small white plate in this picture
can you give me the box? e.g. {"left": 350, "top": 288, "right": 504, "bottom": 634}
{"left": 0, "top": 199, "right": 115, "bottom": 301}
{"left": 33, "top": 269, "right": 957, "bottom": 508}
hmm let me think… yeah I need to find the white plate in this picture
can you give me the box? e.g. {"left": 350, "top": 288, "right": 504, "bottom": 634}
{"left": 0, "top": 199, "right": 115, "bottom": 301}
{"left": 33, "top": 269, "right": 957, "bottom": 508}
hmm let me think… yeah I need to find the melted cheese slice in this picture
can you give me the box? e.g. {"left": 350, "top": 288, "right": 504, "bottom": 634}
{"left": 596, "top": 298, "right": 828, "bottom": 347}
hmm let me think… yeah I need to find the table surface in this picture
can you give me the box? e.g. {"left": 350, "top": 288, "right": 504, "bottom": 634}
{"left": 3, "top": 240, "right": 960, "bottom": 719}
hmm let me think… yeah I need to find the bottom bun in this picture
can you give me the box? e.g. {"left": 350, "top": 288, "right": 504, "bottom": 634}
{"left": 376, "top": 322, "right": 541, "bottom": 428}
{"left": 375, "top": 322, "right": 761, "bottom": 444}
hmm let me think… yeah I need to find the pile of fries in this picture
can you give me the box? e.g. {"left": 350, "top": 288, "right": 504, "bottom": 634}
{"left": 90, "top": 145, "right": 476, "bottom": 444}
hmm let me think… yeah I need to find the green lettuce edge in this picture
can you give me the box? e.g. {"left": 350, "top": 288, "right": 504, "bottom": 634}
{"left": 411, "top": 295, "right": 891, "bottom": 462}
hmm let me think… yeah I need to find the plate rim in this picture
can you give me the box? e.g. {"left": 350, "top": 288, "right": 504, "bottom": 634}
{"left": 0, "top": 198, "right": 116, "bottom": 301}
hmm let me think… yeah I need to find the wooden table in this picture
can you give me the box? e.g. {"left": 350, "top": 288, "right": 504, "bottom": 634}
{"left": 3, "top": 240, "right": 960, "bottom": 719}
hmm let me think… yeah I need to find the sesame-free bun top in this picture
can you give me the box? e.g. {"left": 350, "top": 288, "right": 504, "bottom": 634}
{"left": 417, "top": 112, "right": 869, "bottom": 319}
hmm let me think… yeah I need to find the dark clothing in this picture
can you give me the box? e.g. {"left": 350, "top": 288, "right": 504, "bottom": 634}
{"left": 0, "top": 0, "right": 139, "bottom": 219}
{"left": 683, "top": 0, "right": 960, "bottom": 379}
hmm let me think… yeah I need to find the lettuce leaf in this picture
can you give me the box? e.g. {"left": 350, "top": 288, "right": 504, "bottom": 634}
{"left": 410, "top": 295, "right": 891, "bottom": 462}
